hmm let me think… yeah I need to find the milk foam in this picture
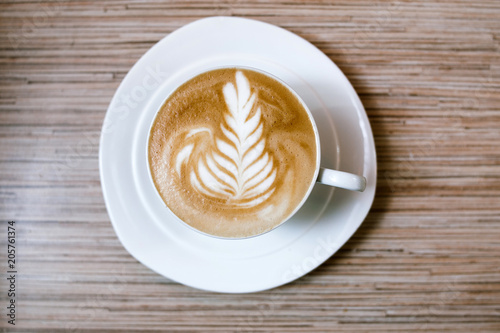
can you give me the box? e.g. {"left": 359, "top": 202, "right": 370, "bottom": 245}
{"left": 148, "top": 68, "right": 317, "bottom": 238}
{"left": 175, "top": 71, "right": 276, "bottom": 207}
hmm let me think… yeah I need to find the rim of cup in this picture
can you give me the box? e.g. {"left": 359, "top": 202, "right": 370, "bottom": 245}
{"left": 146, "top": 65, "right": 322, "bottom": 240}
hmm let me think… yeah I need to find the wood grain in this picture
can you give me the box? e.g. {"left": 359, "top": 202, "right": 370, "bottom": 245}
{"left": 1, "top": 0, "right": 499, "bottom": 331}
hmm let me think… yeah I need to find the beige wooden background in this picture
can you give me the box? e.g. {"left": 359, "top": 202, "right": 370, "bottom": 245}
{"left": 1, "top": 0, "right": 500, "bottom": 332}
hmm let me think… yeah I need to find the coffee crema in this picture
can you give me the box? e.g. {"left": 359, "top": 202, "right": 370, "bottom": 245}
{"left": 148, "top": 68, "right": 317, "bottom": 238}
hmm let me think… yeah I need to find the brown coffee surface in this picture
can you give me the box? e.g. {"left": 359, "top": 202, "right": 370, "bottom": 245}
{"left": 148, "top": 68, "right": 317, "bottom": 238}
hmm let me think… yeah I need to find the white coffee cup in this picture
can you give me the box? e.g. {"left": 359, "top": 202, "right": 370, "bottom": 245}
{"left": 148, "top": 66, "right": 366, "bottom": 239}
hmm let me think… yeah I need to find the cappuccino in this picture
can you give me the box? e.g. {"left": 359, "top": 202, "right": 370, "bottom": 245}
{"left": 148, "top": 68, "right": 317, "bottom": 238}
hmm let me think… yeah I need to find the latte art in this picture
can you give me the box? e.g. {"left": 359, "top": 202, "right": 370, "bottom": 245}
{"left": 175, "top": 71, "right": 277, "bottom": 208}
{"left": 148, "top": 68, "right": 317, "bottom": 238}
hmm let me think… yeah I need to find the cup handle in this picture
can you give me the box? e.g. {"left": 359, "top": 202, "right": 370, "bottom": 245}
{"left": 317, "top": 168, "right": 366, "bottom": 192}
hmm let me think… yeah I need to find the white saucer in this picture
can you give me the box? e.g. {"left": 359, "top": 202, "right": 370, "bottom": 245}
{"left": 99, "top": 16, "right": 376, "bottom": 293}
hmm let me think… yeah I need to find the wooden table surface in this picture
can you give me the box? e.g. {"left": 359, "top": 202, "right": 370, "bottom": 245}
{"left": 1, "top": 1, "right": 500, "bottom": 332}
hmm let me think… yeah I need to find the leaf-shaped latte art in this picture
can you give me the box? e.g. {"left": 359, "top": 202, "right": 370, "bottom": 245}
{"left": 175, "top": 71, "right": 277, "bottom": 207}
